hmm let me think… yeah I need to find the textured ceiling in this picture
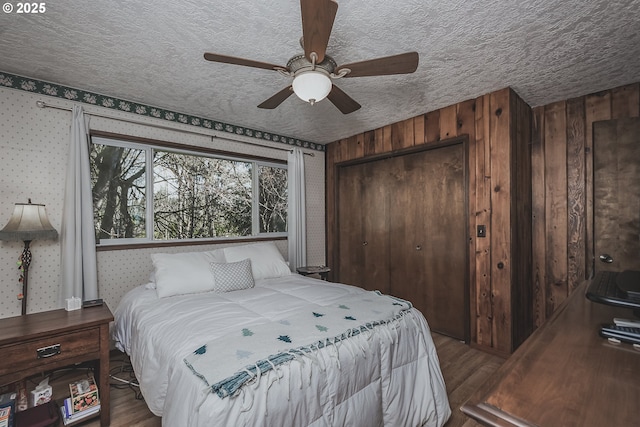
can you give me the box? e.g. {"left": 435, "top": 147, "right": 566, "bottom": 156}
{"left": 1, "top": 0, "right": 639, "bottom": 144}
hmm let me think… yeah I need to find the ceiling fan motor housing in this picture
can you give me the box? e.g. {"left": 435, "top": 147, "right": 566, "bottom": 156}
{"left": 287, "top": 54, "right": 337, "bottom": 75}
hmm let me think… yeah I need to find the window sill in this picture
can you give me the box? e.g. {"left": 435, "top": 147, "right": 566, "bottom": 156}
{"left": 96, "top": 235, "right": 286, "bottom": 251}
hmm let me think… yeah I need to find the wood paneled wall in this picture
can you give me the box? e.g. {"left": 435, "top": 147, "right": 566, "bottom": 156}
{"left": 532, "top": 83, "right": 640, "bottom": 327}
{"left": 327, "top": 87, "right": 532, "bottom": 355}
{"left": 327, "top": 82, "right": 640, "bottom": 353}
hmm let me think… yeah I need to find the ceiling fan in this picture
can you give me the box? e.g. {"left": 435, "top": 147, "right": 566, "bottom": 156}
{"left": 204, "top": 0, "right": 419, "bottom": 114}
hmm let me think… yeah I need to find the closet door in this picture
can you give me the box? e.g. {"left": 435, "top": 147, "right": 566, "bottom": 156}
{"left": 389, "top": 144, "right": 467, "bottom": 340}
{"left": 337, "top": 161, "right": 390, "bottom": 291}
{"left": 337, "top": 163, "right": 366, "bottom": 287}
{"left": 360, "top": 160, "right": 391, "bottom": 293}
{"left": 337, "top": 143, "right": 468, "bottom": 341}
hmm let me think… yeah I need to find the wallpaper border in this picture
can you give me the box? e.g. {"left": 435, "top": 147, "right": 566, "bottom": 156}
{"left": 0, "top": 71, "right": 325, "bottom": 152}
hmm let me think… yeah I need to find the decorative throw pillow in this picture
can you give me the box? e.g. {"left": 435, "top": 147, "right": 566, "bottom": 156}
{"left": 210, "top": 259, "right": 255, "bottom": 293}
{"left": 151, "top": 249, "right": 226, "bottom": 298}
{"left": 223, "top": 242, "right": 292, "bottom": 280}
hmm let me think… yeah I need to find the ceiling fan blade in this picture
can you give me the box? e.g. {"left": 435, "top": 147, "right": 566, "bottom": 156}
{"left": 204, "top": 53, "right": 286, "bottom": 72}
{"left": 337, "top": 52, "right": 419, "bottom": 77}
{"left": 327, "top": 85, "right": 361, "bottom": 114}
{"left": 301, "top": 0, "right": 338, "bottom": 63}
{"left": 258, "top": 86, "right": 294, "bottom": 109}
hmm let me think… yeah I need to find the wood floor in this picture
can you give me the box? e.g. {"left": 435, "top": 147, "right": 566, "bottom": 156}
{"left": 51, "top": 333, "right": 503, "bottom": 426}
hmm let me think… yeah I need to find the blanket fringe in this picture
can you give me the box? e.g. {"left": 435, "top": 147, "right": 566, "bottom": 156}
{"left": 192, "top": 305, "right": 414, "bottom": 400}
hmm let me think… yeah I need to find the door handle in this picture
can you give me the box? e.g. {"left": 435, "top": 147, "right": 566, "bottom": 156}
{"left": 599, "top": 254, "right": 613, "bottom": 263}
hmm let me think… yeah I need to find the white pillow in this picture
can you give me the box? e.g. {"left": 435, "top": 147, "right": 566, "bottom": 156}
{"left": 210, "top": 259, "right": 255, "bottom": 293}
{"left": 151, "top": 249, "right": 226, "bottom": 298}
{"left": 223, "top": 242, "right": 292, "bottom": 280}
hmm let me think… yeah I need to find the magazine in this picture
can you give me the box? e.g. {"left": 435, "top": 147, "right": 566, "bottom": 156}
{"left": 60, "top": 398, "right": 100, "bottom": 426}
{"left": 68, "top": 376, "right": 100, "bottom": 414}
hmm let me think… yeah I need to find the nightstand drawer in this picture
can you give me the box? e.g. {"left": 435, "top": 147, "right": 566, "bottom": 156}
{"left": 0, "top": 328, "right": 100, "bottom": 376}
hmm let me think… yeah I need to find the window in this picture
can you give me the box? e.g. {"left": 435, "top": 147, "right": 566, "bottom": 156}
{"left": 90, "top": 136, "right": 287, "bottom": 245}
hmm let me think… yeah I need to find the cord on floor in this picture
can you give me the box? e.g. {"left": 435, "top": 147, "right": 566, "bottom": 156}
{"left": 109, "top": 355, "right": 144, "bottom": 400}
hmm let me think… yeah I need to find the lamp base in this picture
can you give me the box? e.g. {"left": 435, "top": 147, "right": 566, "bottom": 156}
{"left": 20, "top": 240, "right": 32, "bottom": 315}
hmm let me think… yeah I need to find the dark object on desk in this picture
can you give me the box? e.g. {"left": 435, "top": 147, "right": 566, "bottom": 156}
{"left": 600, "top": 323, "right": 640, "bottom": 345}
{"left": 82, "top": 298, "right": 103, "bottom": 308}
{"left": 585, "top": 270, "right": 640, "bottom": 315}
{"left": 297, "top": 266, "right": 330, "bottom": 281}
{"left": 616, "top": 269, "right": 640, "bottom": 299}
{"left": 15, "top": 400, "right": 59, "bottom": 427}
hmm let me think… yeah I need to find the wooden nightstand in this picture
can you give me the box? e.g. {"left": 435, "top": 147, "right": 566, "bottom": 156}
{"left": 0, "top": 305, "right": 113, "bottom": 426}
{"left": 297, "top": 266, "right": 331, "bottom": 281}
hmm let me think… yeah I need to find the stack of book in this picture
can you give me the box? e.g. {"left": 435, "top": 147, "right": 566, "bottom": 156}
{"left": 59, "top": 376, "right": 100, "bottom": 426}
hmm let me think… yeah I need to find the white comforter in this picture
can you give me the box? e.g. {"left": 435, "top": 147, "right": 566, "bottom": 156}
{"left": 112, "top": 275, "right": 451, "bottom": 427}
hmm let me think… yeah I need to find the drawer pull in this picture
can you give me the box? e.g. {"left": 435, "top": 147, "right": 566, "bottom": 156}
{"left": 37, "top": 344, "right": 61, "bottom": 359}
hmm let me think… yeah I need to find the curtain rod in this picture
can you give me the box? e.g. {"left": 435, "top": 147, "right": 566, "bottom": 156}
{"left": 35, "top": 100, "right": 315, "bottom": 156}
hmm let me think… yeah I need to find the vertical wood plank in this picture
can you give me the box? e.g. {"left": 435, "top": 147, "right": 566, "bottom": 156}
{"left": 544, "top": 100, "right": 569, "bottom": 316}
{"left": 382, "top": 124, "right": 393, "bottom": 153}
{"left": 611, "top": 83, "right": 640, "bottom": 118}
{"left": 325, "top": 141, "right": 339, "bottom": 279}
{"left": 405, "top": 117, "right": 416, "bottom": 147}
{"left": 374, "top": 127, "right": 385, "bottom": 154}
{"left": 414, "top": 114, "right": 426, "bottom": 146}
{"left": 458, "top": 98, "right": 477, "bottom": 344}
{"left": 440, "top": 105, "right": 458, "bottom": 140}
{"left": 339, "top": 137, "right": 350, "bottom": 162}
{"left": 391, "top": 121, "right": 405, "bottom": 151}
{"left": 531, "top": 107, "right": 547, "bottom": 328}
{"left": 456, "top": 99, "right": 476, "bottom": 344}
{"left": 363, "top": 130, "right": 376, "bottom": 157}
{"left": 425, "top": 110, "right": 441, "bottom": 144}
{"left": 457, "top": 100, "right": 477, "bottom": 138}
{"left": 489, "top": 88, "right": 513, "bottom": 354}
{"left": 353, "top": 133, "right": 365, "bottom": 159}
{"left": 584, "top": 91, "right": 611, "bottom": 279}
{"left": 343, "top": 135, "right": 358, "bottom": 160}
{"left": 475, "top": 95, "right": 493, "bottom": 349}
{"left": 566, "top": 97, "right": 586, "bottom": 293}
{"left": 512, "top": 92, "right": 533, "bottom": 347}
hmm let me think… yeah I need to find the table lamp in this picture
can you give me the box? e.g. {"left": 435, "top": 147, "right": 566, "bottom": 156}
{"left": 0, "top": 199, "right": 58, "bottom": 315}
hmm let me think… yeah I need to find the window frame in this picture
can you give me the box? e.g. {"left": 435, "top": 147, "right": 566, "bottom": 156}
{"left": 90, "top": 132, "right": 288, "bottom": 249}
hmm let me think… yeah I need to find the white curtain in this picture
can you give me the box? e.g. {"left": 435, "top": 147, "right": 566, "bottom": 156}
{"left": 287, "top": 148, "right": 307, "bottom": 271}
{"left": 59, "top": 105, "right": 98, "bottom": 305}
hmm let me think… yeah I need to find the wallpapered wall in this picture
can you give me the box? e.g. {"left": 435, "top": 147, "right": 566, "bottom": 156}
{"left": 0, "top": 87, "right": 326, "bottom": 318}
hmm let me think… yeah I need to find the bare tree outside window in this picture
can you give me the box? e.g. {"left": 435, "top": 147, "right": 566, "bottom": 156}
{"left": 90, "top": 138, "right": 287, "bottom": 244}
{"left": 153, "top": 151, "right": 252, "bottom": 239}
{"left": 90, "top": 143, "right": 146, "bottom": 240}
{"left": 259, "top": 165, "right": 287, "bottom": 233}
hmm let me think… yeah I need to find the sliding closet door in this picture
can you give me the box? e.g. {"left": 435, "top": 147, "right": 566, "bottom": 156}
{"left": 389, "top": 144, "right": 467, "bottom": 340}
{"left": 336, "top": 161, "right": 390, "bottom": 291}
{"left": 337, "top": 163, "right": 366, "bottom": 287}
{"left": 360, "top": 161, "right": 391, "bottom": 293}
{"left": 336, "top": 142, "right": 468, "bottom": 341}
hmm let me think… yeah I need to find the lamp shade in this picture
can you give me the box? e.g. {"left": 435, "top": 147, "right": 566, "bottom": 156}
{"left": 0, "top": 202, "right": 58, "bottom": 241}
{"left": 292, "top": 71, "right": 332, "bottom": 105}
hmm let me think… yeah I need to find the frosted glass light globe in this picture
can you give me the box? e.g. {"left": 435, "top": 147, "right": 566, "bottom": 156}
{"left": 292, "top": 71, "right": 332, "bottom": 105}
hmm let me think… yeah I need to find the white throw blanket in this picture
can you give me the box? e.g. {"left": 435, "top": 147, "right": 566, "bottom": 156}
{"left": 184, "top": 291, "right": 412, "bottom": 399}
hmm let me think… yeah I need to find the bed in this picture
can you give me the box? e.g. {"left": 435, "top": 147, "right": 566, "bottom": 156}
{"left": 111, "top": 242, "right": 451, "bottom": 426}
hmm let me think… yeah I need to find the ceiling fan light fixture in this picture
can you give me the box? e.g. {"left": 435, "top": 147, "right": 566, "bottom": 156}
{"left": 292, "top": 70, "right": 332, "bottom": 105}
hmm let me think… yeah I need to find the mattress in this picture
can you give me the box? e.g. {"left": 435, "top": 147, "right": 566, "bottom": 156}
{"left": 112, "top": 275, "right": 451, "bottom": 426}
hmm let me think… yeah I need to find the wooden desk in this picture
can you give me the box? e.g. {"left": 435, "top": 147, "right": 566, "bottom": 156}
{"left": 0, "top": 306, "right": 113, "bottom": 426}
{"left": 462, "top": 281, "right": 639, "bottom": 427}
